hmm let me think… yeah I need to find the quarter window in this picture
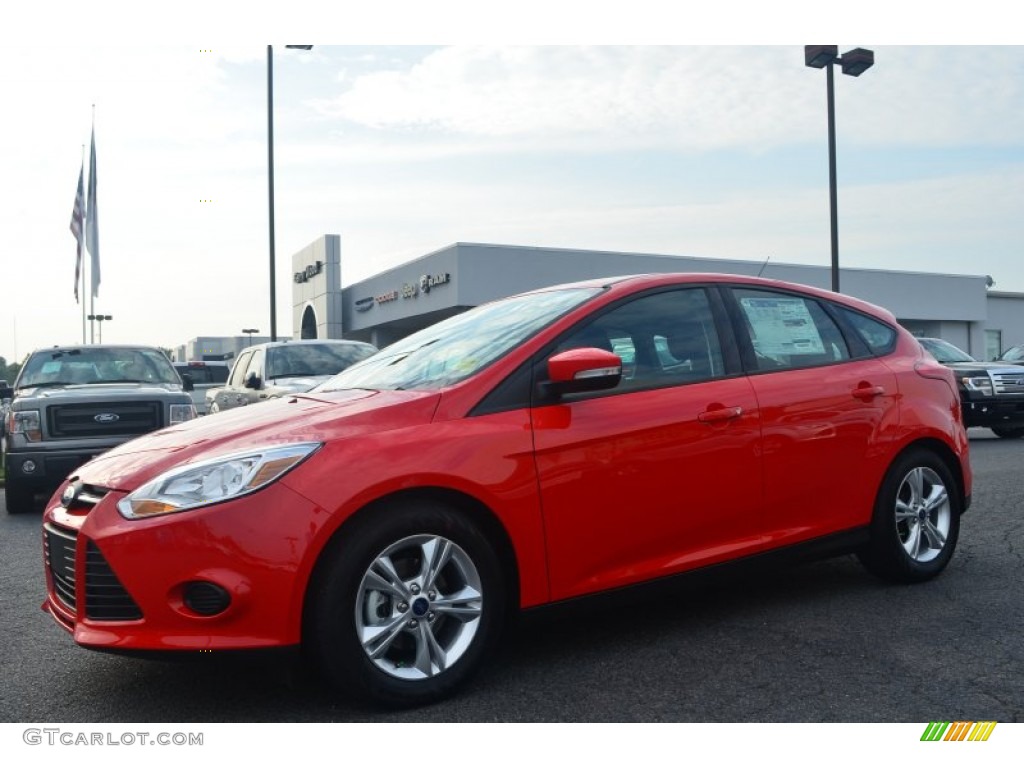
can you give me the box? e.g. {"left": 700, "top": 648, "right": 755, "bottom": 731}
{"left": 837, "top": 307, "right": 898, "bottom": 356}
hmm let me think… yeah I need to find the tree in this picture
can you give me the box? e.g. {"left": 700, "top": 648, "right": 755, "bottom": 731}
{"left": 1, "top": 355, "right": 24, "bottom": 384}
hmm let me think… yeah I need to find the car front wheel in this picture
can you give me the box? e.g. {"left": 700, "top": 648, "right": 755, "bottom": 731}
{"left": 305, "top": 499, "right": 506, "bottom": 707}
{"left": 4, "top": 479, "right": 35, "bottom": 514}
{"left": 858, "top": 448, "right": 961, "bottom": 583}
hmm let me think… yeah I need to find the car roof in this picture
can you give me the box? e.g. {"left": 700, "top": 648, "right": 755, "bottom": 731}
{"left": 246, "top": 339, "right": 375, "bottom": 350}
{"left": 28, "top": 344, "right": 166, "bottom": 355}
{"left": 513, "top": 273, "right": 899, "bottom": 325}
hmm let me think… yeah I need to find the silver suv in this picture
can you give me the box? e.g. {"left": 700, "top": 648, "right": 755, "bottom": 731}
{"left": 206, "top": 339, "right": 377, "bottom": 414}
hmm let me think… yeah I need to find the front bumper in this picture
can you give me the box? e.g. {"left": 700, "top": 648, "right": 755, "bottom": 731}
{"left": 6, "top": 448, "right": 105, "bottom": 492}
{"left": 41, "top": 479, "right": 330, "bottom": 652}
{"left": 961, "top": 396, "right": 1024, "bottom": 429}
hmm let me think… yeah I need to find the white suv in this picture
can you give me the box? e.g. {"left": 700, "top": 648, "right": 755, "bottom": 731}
{"left": 206, "top": 340, "right": 377, "bottom": 414}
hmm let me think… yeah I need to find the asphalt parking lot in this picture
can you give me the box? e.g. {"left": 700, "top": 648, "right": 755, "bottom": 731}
{"left": 1, "top": 430, "right": 1021, "bottom": 723}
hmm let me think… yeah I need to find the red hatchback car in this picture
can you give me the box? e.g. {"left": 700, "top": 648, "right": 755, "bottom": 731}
{"left": 42, "top": 274, "right": 971, "bottom": 706}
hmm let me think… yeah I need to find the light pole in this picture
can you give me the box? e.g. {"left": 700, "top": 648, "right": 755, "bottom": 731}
{"left": 87, "top": 314, "right": 112, "bottom": 343}
{"left": 242, "top": 328, "right": 260, "bottom": 347}
{"left": 804, "top": 45, "right": 874, "bottom": 293}
{"left": 268, "top": 44, "right": 313, "bottom": 342}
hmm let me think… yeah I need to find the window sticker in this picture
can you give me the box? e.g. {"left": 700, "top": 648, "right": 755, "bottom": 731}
{"left": 740, "top": 297, "right": 826, "bottom": 356}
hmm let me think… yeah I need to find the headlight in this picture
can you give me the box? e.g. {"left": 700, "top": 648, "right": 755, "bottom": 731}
{"left": 961, "top": 376, "right": 993, "bottom": 396}
{"left": 116, "top": 442, "right": 321, "bottom": 519}
{"left": 11, "top": 410, "right": 41, "bottom": 442}
{"left": 170, "top": 403, "right": 197, "bottom": 424}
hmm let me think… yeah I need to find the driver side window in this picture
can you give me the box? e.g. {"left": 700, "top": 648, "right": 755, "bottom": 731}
{"left": 553, "top": 287, "right": 724, "bottom": 395}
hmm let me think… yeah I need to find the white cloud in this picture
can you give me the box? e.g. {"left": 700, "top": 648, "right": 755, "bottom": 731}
{"left": 314, "top": 46, "right": 1024, "bottom": 152}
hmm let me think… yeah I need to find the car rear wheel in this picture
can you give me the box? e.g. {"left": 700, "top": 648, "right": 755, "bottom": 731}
{"left": 305, "top": 499, "right": 505, "bottom": 707}
{"left": 4, "top": 479, "right": 35, "bottom": 514}
{"left": 991, "top": 427, "right": 1024, "bottom": 439}
{"left": 858, "top": 448, "right": 960, "bottom": 583}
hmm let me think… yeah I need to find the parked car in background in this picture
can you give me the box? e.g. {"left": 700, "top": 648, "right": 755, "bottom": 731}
{"left": 173, "top": 361, "right": 230, "bottom": 416}
{"left": 4, "top": 345, "right": 196, "bottom": 513}
{"left": 41, "top": 275, "right": 970, "bottom": 706}
{"left": 0, "top": 379, "right": 11, "bottom": 442}
{"left": 205, "top": 339, "right": 377, "bottom": 414}
{"left": 917, "top": 337, "right": 1024, "bottom": 438}
{"left": 993, "top": 343, "right": 1024, "bottom": 366}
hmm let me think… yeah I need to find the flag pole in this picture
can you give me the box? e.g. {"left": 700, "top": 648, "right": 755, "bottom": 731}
{"left": 88, "top": 105, "right": 96, "bottom": 343}
{"left": 80, "top": 143, "right": 87, "bottom": 344}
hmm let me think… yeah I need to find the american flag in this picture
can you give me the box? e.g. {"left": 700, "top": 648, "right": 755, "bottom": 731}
{"left": 70, "top": 162, "right": 85, "bottom": 303}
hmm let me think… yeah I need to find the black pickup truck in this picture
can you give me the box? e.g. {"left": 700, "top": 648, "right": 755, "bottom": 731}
{"left": 918, "top": 337, "right": 1024, "bottom": 438}
{"left": 3, "top": 345, "right": 196, "bottom": 513}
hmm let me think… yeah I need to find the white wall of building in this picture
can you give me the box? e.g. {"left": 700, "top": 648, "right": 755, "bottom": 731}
{"left": 291, "top": 235, "right": 342, "bottom": 340}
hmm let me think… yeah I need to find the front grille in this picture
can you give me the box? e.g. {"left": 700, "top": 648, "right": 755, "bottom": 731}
{"left": 44, "top": 524, "right": 78, "bottom": 611}
{"left": 62, "top": 482, "right": 109, "bottom": 513}
{"left": 47, "top": 401, "right": 162, "bottom": 439}
{"left": 84, "top": 541, "right": 143, "bottom": 621}
{"left": 992, "top": 371, "right": 1024, "bottom": 395}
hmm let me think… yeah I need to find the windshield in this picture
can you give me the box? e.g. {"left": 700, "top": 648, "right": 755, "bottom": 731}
{"left": 318, "top": 287, "right": 600, "bottom": 392}
{"left": 16, "top": 347, "right": 180, "bottom": 387}
{"left": 919, "top": 338, "right": 975, "bottom": 364}
{"left": 999, "top": 345, "right": 1024, "bottom": 362}
{"left": 265, "top": 342, "right": 377, "bottom": 379}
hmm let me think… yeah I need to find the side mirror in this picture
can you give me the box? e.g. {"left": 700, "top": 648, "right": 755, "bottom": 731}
{"left": 546, "top": 347, "right": 622, "bottom": 396}
{"left": 245, "top": 372, "right": 262, "bottom": 390}
{"left": 180, "top": 373, "right": 194, "bottom": 392}
{"left": 0, "top": 386, "right": 13, "bottom": 400}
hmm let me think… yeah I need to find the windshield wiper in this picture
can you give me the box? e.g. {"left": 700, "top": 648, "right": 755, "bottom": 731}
{"left": 22, "top": 381, "right": 74, "bottom": 388}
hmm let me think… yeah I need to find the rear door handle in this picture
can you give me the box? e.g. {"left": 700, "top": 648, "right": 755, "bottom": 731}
{"left": 852, "top": 385, "right": 885, "bottom": 400}
{"left": 698, "top": 406, "right": 743, "bottom": 424}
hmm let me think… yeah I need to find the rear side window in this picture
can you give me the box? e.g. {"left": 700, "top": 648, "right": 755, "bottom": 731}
{"left": 175, "top": 365, "right": 229, "bottom": 385}
{"left": 838, "top": 308, "right": 897, "bottom": 355}
{"left": 733, "top": 289, "right": 850, "bottom": 372}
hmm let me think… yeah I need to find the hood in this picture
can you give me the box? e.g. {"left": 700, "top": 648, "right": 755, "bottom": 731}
{"left": 74, "top": 388, "right": 441, "bottom": 491}
{"left": 939, "top": 361, "right": 1023, "bottom": 375}
{"left": 16, "top": 382, "right": 184, "bottom": 399}
{"left": 266, "top": 374, "right": 332, "bottom": 393}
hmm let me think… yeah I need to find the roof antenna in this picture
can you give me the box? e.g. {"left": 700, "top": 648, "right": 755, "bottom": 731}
{"left": 757, "top": 256, "right": 770, "bottom": 278}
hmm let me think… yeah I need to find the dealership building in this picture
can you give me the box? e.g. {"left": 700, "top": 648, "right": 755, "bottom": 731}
{"left": 179, "top": 234, "right": 1024, "bottom": 361}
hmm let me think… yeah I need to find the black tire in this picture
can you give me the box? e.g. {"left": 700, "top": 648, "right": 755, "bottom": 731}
{"left": 991, "top": 427, "right": 1024, "bottom": 439}
{"left": 857, "top": 448, "right": 961, "bottom": 583}
{"left": 305, "top": 498, "right": 506, "bottom": 707}
{"left": 4, "top": 480, "right": 35, "bottom": 515}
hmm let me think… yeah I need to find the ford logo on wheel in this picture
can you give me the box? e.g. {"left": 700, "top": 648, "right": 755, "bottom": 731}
{"left": 94, "top": 413, "right": 120, "bottom": 423}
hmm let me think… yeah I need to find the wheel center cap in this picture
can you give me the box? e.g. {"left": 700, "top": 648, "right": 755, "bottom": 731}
{"left": 412, "top": 597, "right": 430, "bottom": 617}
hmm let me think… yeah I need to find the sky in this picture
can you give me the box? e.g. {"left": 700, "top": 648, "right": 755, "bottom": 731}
{"left": 1, "top": 6, "right": 1022, "bottom": 364}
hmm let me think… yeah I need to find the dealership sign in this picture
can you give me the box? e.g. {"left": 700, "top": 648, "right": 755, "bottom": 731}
{"left": 294, "top": 261, "right": 324, "bottom": 284}
{"left": 402, "top": 272, "right": 452, "bottom": 299}
{"left": 359, "top": 272, "right": 453, "bottom": 311}
{"left": 419, "top": 272, "right": 451, "bottom": 294}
